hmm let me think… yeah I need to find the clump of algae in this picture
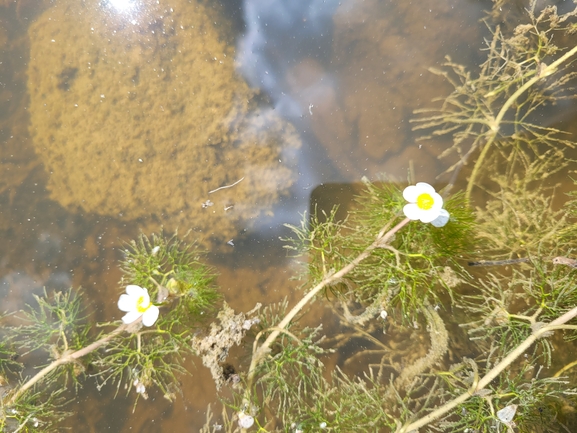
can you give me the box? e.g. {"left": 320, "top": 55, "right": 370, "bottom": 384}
{"left": 27, "top": 0, "right": 301, "bottom": 245}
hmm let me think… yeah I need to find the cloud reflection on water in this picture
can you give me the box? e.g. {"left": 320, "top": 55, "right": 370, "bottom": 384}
{"left": 238, "top": 0, "right": 489, "bottom": 185}
{"left": 235, "top": 0, "right": 343, "bottom": 234}
{"left": 237, "top": 0, "right": 340, "bottom": 119}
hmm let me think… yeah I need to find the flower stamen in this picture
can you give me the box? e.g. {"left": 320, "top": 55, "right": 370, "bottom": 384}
{"left": 136, "top": 296, "right": 149, "bottom": 313}
{"left": 417, "top": 193, "right": 434, "bottom": 210}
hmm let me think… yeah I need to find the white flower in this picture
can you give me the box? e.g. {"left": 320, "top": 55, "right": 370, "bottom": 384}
{"left": 118, "top": 285, "right": 160, "bottom": 326}
{"left": 403, "top": 182, "right": 449, "bottom": 227}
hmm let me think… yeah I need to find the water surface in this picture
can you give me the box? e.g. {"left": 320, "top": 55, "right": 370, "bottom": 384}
{"left": 0, "top": 0, "right": 496, "bottom": 430}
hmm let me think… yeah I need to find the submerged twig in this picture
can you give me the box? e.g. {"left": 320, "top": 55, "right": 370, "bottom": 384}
{"left": 246, "top": 217, "right": 411, "bottom": 386}
{"left": 208, "top": 177, "right": 245, "bottom": 194}
{"left": 397, "top": 306, "right": 577, "bottom": 433}
{"left": 7, "top": 321, "right": 135, "bottom": 405}
{"left": 468, "top": 258, "right": 530, "bottom": 267}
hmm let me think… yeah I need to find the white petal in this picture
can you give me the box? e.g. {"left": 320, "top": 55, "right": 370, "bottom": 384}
{"left": 415, "top": 182, "right": 435, "bottom": 193}
{"left": 419, "top": 208, "right": 442, "bottom": 223}
{"left": 403, "top": 185, "right": 420, "bottom": 202}
{"left": 430, "top": 209, "right": 450, "bottom": 227}
{"left": 122, "top": 310, "right": 142, "bottom": 324}
{"left": 142, "top": 305, "right": 160, "bottom": 326}
{"left": 118, "top": 294, "right": 135, "bottom": 312}
{"left": 429, "top": 191, "right": 444, "bottom": 208}
{"left": 403, "top": 203, "right": 422, "bottom": 220}
{"left": 404, "top": 183, "right": 438, "bottom": 203}
{"left": 425, "top": 200, "right": 444, "bottom": 218}
{"left": 126, "top": 285, "right": 145, "bottom": 297}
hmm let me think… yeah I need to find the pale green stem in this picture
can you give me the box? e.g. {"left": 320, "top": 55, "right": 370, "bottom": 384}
{"left": 12, "top": 415, "right": 32, "bottom": 433}
{"left": 7, "top": 321, "right": 134, "bottom": 406}
{"left": 465, "top": 44, "right": 577, "bottom": 201}
{"left": 246, "top": 217, "right": 410, "bottom": 386}
{"left": 397, "top": 306, "right": 577, "bottom": 433}
{"left": 507, "top": 313, "right": 534, "bottom": 323}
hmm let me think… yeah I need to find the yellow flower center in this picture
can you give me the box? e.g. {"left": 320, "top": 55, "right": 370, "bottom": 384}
{"left": 416, "top": 193, "right": 434, "bottom": 210}
{"left": 136, "top": 295, "right": 150, "bottom": 313}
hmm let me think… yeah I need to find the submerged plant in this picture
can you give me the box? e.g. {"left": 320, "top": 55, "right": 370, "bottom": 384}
{"left": 0, "top": 232, "right": 220, "bottom": 431}
{"left": 5, "top": 1, "right": 577, "bottom": 432}
{"left": 412, "top": 1, "right": 577, "bottom": 199}
{"left": 197, "top": 2, "right": 577, "bottom": 432}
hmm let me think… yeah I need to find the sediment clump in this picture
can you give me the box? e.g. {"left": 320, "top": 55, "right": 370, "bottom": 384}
{"left": 27, "top": 0, "right": 300, "bottom": 245}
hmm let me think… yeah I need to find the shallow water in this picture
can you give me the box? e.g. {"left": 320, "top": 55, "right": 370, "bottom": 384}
{"left": 1, "top": 0, "right": 559, "bottom": 430}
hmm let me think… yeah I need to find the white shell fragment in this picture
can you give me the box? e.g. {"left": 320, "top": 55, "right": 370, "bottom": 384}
{"left": 238, "top": 412, "right": 254, "bottom": 429}
{"left": 497, "top": 404, "right": 518, "bottom": 424}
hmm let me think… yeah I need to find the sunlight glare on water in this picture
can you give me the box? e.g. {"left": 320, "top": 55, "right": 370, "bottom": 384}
{"left": 106, "top": 0, "right": 138, "bottom": 13}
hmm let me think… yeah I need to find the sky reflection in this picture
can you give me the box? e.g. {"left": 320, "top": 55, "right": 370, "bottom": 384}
{"left": 238, "top": 0, "right": 340, "bottom": 118}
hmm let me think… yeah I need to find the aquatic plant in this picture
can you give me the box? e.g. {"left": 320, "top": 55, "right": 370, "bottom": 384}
{"left": 212, "top": 1, "right": 577, "bottom": 431}
{"left": 4, "top": 1, "right": 577, "bottom": 432}
{"left": 0, "top": 232, "right": 221, "bottom": 431}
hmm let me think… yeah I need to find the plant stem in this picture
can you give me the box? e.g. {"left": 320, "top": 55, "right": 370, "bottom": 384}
{"left": 7, "top": 321, "right": 134, "bottom": 406}
{"left": 246, "top": 217, "right": 410, "bottom": 385}
{"left": 465, "top": 44, "right": 577, "bottom": 201}
{"left": 397, "top": 306, "right": 577, "bottom": 432}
